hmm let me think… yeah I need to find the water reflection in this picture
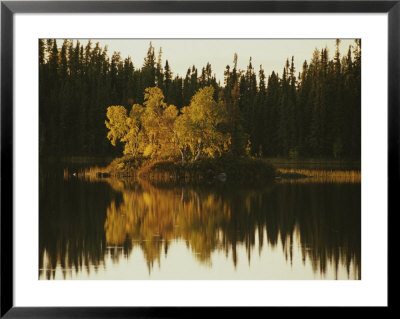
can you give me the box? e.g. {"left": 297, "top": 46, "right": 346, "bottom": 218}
{"left": 39, "top": 174, "right": 361, "bottom": 280}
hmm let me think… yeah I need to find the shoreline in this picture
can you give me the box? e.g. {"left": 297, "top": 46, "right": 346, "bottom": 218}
{"left": 82, "top": 155, "right": 277, "bottom": 185}
{"left": 54, "top": 155, "right": 361, "bottom": 185}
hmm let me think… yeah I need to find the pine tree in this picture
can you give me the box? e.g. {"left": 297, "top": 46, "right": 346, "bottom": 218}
{"left": 164, "top": 60, "right": 172, "bottom": 103}
{"left": 156, "top": 47, "right": 164, "bottom": 90}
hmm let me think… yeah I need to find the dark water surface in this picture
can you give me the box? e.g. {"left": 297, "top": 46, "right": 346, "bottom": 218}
{"left": 39, "top": 165, "right": 361, "bottom": 280}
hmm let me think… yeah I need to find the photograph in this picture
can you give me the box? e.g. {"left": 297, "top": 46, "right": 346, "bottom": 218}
{"left": 38, "top": 38, "right": 361, "bottom": 280}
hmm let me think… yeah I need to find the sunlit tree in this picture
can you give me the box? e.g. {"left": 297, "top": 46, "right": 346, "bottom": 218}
{"left": 176, "top": 86, "right": 230, "bottom": 161}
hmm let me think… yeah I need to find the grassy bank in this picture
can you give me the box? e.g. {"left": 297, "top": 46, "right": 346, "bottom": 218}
{"left": 263, "top": 157, "right": 361, "bottom": 170}
{"left": 276, "top": 168, "right": 361, "bottom": 183}
{"left": 264, "top": 158, "right": 361, "bottom": 183}
{"left": 83, "top": 155, "right": 277, "bottom": 184}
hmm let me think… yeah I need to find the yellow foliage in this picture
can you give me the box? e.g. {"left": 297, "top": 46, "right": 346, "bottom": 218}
{"left": 104, "top": 179, "right": 232, "bottom": 264}
{"left": 143, "top": 145, "right": 154, "bottom": 157}
{"left": 175, "top": 86, "right": 230, "bottom": 161}
{"left": 105, "top": 86, "right": 231, "bottom": 163}
{"left": 105, "top": 106, "right": 129, "bottom": 146}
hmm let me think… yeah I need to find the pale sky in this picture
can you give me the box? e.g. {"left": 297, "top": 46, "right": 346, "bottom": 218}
{"left": 58, "top": 39, "right": 357, "bottom": 83}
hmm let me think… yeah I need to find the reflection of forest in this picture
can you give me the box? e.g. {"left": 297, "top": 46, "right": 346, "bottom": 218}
{"left": 104, "top": 179, "right": 361, "bottom": 278}
{"left": 39, "top": 176, "right": 361, "bottom": 279}
{"left": 39, "top": 173, "right": 122, "bottom": 279}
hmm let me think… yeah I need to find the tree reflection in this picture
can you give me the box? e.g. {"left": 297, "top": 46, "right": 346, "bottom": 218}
{"left": 104, "top": 179, "right": 231, "bottom": 266}
{"left": 39, "top": 166, "right": 122, "bottom": 279}
{"left": 102, "top": 179, "right": 361, "bottom": 278}
{"left": 39, "top": 175, "right": 361, "bottom": 279}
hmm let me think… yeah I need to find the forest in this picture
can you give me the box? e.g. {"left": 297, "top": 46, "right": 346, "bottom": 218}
{"left": 39, "top": 39, "right": 361, "bottom": 160}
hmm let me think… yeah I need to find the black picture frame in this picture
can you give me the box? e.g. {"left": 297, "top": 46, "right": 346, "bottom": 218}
{"left": 1, "top": 0, "right": 395, "bottom": 317}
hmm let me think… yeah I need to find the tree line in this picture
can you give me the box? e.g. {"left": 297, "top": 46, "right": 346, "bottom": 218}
{"left": 39, "top": 39, "right": 360, "bottom": 159}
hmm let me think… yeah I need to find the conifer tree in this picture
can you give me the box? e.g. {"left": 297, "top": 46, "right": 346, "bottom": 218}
{"left": 39, "top": 39, "right": 361, "bottom": 160}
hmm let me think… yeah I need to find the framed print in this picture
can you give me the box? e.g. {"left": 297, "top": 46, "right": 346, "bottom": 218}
{"left": 1, "top": 0, "right": 395, "bottom": 317}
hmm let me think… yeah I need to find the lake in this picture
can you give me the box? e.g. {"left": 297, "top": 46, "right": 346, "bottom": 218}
{"left": 39, "top": 163, "right": 361, "bottom": 280}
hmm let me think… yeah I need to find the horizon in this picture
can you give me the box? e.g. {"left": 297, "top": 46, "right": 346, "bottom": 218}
{"left": 55, "top": 38, "right": 357, "bottom": 84}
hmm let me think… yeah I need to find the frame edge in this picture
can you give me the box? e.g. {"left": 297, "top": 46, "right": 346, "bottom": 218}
{"left": 388, "top": 0, "right": 398, "bottom": 309}
{"left": 1, "top": 0, "right": 396, "bottom": 317}
{"left": 1, "top": 1, "right": 14, "bottom": 318}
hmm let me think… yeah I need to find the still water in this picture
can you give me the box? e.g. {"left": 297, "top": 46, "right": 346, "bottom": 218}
{"left": 39, "top": 167, "right": 361, "bottom": 280}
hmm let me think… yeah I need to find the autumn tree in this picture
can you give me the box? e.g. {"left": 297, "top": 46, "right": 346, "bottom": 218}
{"left": 105, "top": 87, "right": 184, "bottom": 163}
{"left": 140, "top": 87, "right": 181, "bottom": 160}
{"left": 105, "top": 86, "right": 231, "bottom": 165}
{"left": 176, "top": 86, "right": 230, "bottom": 161}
